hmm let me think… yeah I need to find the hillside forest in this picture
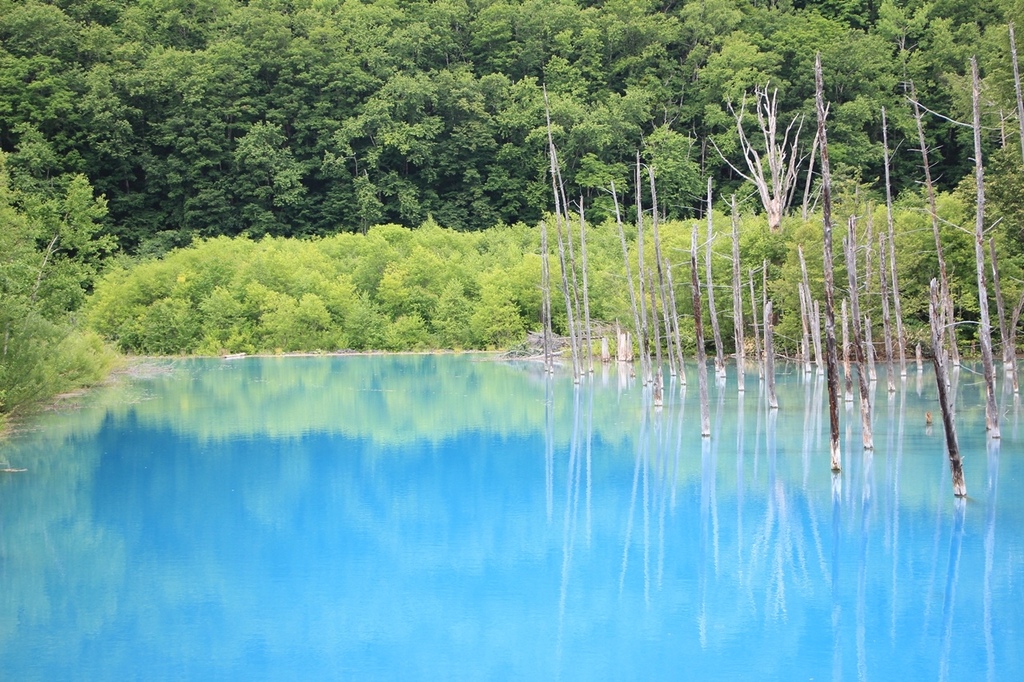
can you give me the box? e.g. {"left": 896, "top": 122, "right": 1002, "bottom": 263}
{"left": 2, "top": 0, "right": 1024, "bottom": 416}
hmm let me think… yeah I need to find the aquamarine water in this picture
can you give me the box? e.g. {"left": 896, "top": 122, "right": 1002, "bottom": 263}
{"left": 1, "top": 355, "right": 1022, "bottom": 680}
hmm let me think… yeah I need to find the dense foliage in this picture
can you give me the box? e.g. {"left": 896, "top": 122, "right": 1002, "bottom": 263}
{"left": 0, "top": 154, "right": 117, "bottom": 418}
{"left": 86, "top": 180, "right": 1024, "bottom": 358}
{"left": 1, "top": 0, "right": 1022, "bottom": 251}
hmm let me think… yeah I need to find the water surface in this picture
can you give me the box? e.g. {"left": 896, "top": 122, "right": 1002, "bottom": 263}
{"left": 1, "top": 356, "right": 1022, "bottom": 680}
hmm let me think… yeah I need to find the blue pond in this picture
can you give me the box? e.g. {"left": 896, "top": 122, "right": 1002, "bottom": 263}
{"left": 1, "top": 355, "right": 1023, "bottom": 680}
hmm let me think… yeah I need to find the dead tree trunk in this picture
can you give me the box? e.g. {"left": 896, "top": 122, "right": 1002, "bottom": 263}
{"left": 879, "top": 234, "right": 897, "bottom": 393}
{"left": 812, "top": 300, "right": 823, "bottom": 374}
{"left": 544, "top": 90, "right": 581, "bottom": 378}
{"left": 816, "top": 53, "right": 842, "bottom": 473}
{"left": 610, "top": 180, "right": 644, "bottom": 379}
{"left": 842, "top": 299, "right": 853, "bottom": 402}
{"left": 911, "top": 83, "right": 960, "bottom": 367}
{"left": 706, "top": 178, "right": 726, "bottom": 379}
{"left": 971, "top": 56, "right": 1001, "bottom": 438}
{"left": 1010, "top": 23, "right": 1024, "bottom": 166}
{"left": 799, "top": 283, "right": 812, "bottom": 373}
{"left": 731, "top": 195, "right": 746, "bottom": 389}
{"left": 881, "top": 107, "right": 908, "bottom": 377}
{"left": 989, "top": 238, "right": 1020, "bottom": 392}
{"left": 930, "top": 278, "right": 967, "bottom": 498}
{"left": 798, "top": 245, "right": 820, "bottom": 371}
{"left": 648, "top": 167, "right": 680, "bottom": 379}
{"left": 692, "top": 222, "right": 711, "bottom": 436}
{"left": 802, "top": 129, "right": 819, "bottom": 221}
{"left": 635, "top": 156, "right": 651, "bottom": 384}
{"left": 845, "top": 221, "right": 874, "bottom": 450}
{"left": 540, "top": 219, "right": 554, "bottom": 372}
{"left": 765, "top": 300, "right": 779, "bottom": 409}
{"left": 749, "top": 268, "right": 764, "bottom": 380}
{"left": 648, "top": 268, "right": 664, "bottom": 406}
{"left": 579, "top": 200, "right": 594, "bottom": 374}
{"left": 721, "top": 86, "right": 804, "bottom": 232}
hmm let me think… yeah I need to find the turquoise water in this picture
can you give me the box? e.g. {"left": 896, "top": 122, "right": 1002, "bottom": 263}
{"left": 1, "top": 355, "right": 1022, "bottom": 680}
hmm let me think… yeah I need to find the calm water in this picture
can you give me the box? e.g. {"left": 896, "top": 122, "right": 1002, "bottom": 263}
{"left": 1, "top": 355, "right": 1023, "bottom": 680}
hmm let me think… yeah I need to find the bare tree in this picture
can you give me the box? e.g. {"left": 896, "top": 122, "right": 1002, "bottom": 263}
{"left": 816, "top": 54, "right": 842, "bottom": 473}
{"left": 930, "top": 279, "right": 966, "bottom": 498}
{"left": 718, "top": 85, "right": 804, "bottom": 232}
{"left": 971, "top": 57, "right": 1000, "bottom": 438}
{"left": 731, "top": 195, "right": 746, "bottom": 388}
{"left": 881, "top": 107, "right": 908, "bottom": 376}
{"left": 1011, "top": 23, "right": 1024, "bottom": 166}
{"left": 691, "top": 222, "right": 711, "bottom": 436}
{"left": 706, "top": 178, "right": 726, "bottom": 378}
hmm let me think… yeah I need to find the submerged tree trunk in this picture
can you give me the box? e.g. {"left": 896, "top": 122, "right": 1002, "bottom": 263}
{"left": 691, "top": 222, "right": 711, "bottom": 436}
{"left": 971, "top": 56, "right": 1000, "bottom": 438}
{"left": 765, "top": 301, "right": 778, "bottom": 409}
{"left": 990, "top": 238, "right": 1021, "bottom": 393}
{"left": 881, "top": 107, "right": 908, "bottom": 377}
{"left": 540, "top": 219, "right": 554, "bottom": 372}
{"left": 816, "top": 53, "right": 842, "bottom": 473}
{"left": 879, "top": 234, "right": 897, "bottom": 393}
{"left": 706, "top": 178, "right": 726, "bottom": 379}
{"left": 731, "top": 195, "right": 746, "bottom": 389}
{"left": 649, "top": 167, "right": 681, "bottom": 380}
{"left": 912, "top": 83, "right": 960, "bottom": 367}
{"left": 930, "top": 278, "right": 967, "bottom": 498}
{"left": 610, "top": 180, "right": 644, "bottom": 380}
{"left": 749, "top": 268, "right": 764, "bottom": 380}
{"left": 635, "top": 155, "right": 651, "bottom": 384}
{"left": 578, "top": 200, "right": 594, "bottom": 374}
{"left": 845, "top": 221, "right": 874, "bottom": 450}
{"left": 842, "top": 299, "right": 852, "bottom": 402}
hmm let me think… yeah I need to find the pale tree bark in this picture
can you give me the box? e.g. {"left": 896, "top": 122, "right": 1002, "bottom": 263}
{"left": 816, "top": 55, "right": 842, "bottom": 473}
{"left": 539, "top": 219, "right": 553, "bottom": 372}
{"left": 706, "top": 178, "right": 726, "bottom": 379}
{"left": 845, "top": 221, "right": 874, "bottom": 451}
{"left": 879, "top": 234, "right": 897, "bottom": 393}
{"left": 719, "top": 85, "right": 804, "bottom": 232}
{"left": 635, "top": 155, "right": 651, "bottom": 384}
{"left": 842, "top": 299, "right": 853, "bottom": 402}
{"left": 749, "top": 268, "right": 764, "bottom": 380}
{"left": 765, "top": 300, "right": 779, "bottom": 410}
{"left": 610, "top": 181, "right": 644, "bottom": 380}
{"left": 731, "top": 195, "right": 746, "bottom": 389}
{"left": 881, "top": 107, "right": 908, "bottom": 377}
{"left": 911, "top": 83, "right": 960, "bottom": 367}
{"left": 649, "top": 166, "right": 681, "bottom": 379}
{"left": 989, "top": 238, "right": 1020, "bottom": 393}
{"left": 798, "top": 245, "right": 821, "bottom": 371}
{"left": 971, "top": 56, "right": 1000, "bottom": 437}
{"left": 692, "top": 222, "right": 711, "bottom": 436}
{"left": 578, "top": 200, "right": 594, "bottom": 374}
{"left": 1010, "top": 23, "right": 1024, "bottom": 166}
{"left": 930, "top": 278, "right": 967, "bottom": 498}
{"left": 544, "top": 93, "right": 580, "bottom": 378}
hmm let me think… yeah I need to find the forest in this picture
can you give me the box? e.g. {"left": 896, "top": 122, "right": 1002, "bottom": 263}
{"left": 2, "top": 0, "right": 1024, "bottom": 417}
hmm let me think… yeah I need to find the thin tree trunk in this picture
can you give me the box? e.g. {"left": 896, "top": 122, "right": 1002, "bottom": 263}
{"left": 540, "top": 219, "right": 554, "bottom": 372}
{"left": 706, "top": 177, "right": 726, "bottom": 379}
{"left": 648, "top": 268, "right": 664, "bottom": 406}
{"left": 610, "top": 181, "right": 644, "bottom": 379}
{"left": 692, "top": 222, "right": 711, "bottom": 436}
{"left": 765, "top": 300, "right": 779, "bottom": 409}
{"left": 930, "top": 278, "right": 967, "bottom": 497}
{"left": 731, "top": 194, "right": 746, "bottom": 389}
{"left": 579, "top": 200, "right": 594, "bottom": 374}
{"left": 798, "top": 245, "right": 819, "bottom": 371}
{"left": 879, "top": 234, "right": 897, "bottom": 393}
{"left": 912, "top": 82, "right": 960, "bottom": 367}
{"left": 842, "top": 299, "right": 853, "bottom": 402}
{"left": 749, "top": 268, "right": 764, "bottom": 380}
{"left": 881, "top": 107, "right": 908, "bottom": 377}
{"left": 802, "top": 129, "right": 819, "bottom": 221}
{"left": 544, "top": 90, "right": 580, "bottom": 377}
{"left": 648, "top": 167, "right": 679, "bottom": 379}
{"left": 1010, "top": 23, "right": 1024, "bottom": 166}
{"left": 971, "top": 56, "right": 1001, "bottom": 437}
{"left": 817, "top": 53, "right": 842, "bottom": 472}
{"left": 799, "top": 283, "right": 812, "bottom": 373}
{"left": 990, "top": 238, "right": 1022, "bottom": 393}
{"left": 635, "top": 155, "right": 651, "bottom": 384}
{"left": 865, "top": 315, "right": 877, "bottom": 382}
{"left": 916, "top": 342, "right": 923, "bottom": 373}
{"left": 845, "top": 221, "right": 874, "bottom": 450}
{"left": 813, "top": 300, "right": 823, "bottom": 374}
